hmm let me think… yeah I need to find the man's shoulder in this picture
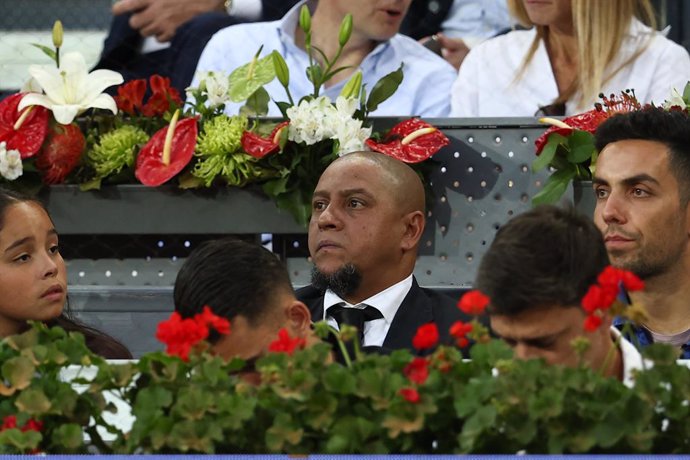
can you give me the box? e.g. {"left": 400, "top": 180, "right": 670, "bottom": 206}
{"left": 209, "top": 19, "right": 281, "bottom": 43}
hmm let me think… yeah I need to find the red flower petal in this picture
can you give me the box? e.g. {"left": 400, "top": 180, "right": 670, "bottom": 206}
{"left": 135, "top": 117, "right": 198, "bottom": 186}
{"left": 365, "top": 118, "right": 449, "bottom": 163}
{"left": 142, "top": 75, "right": 182, "bottom": 117}
{"left": 241, "top": 121, "right": 288, "bottom": 159}
{"left": 403, "top": 357, "right": 429, "bottom": 385}
{"left": 584, "top": 314, "right": 603, "bottom": 332}
{"left": 268, "top": 328, "right": 305, "bottom": 355}
{"left": 35, "top": 123, "right": 85, "bottom": 184}
{"left": 399, "top": 387, "right": 420, "bottom": 403}
{"left": 412, "top": 323, "right": 439, "bottom": 350}
{"left": 114, "top": 79, "right": 146, "bottom": 115}
{"left": 457, "top": 290, "right": 490, "bottom": 316}
{"left": 0, "top": 93, "right": 50, "bottom": 159}
{"left": 534, "top": 109, "right": 609, "bottom": 155}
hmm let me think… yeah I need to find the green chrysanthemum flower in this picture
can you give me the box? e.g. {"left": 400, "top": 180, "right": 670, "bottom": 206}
{"left": 88, "top": 125, "right": 149, "bottom": 177}
{"left": 192, "top": 152, "right": 268, "bottom": 187}
{"left": 196, "top": 114, "right": 248, "bottom": 156}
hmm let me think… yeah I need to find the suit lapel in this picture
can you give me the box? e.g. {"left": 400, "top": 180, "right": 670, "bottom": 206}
{"left": 382, "top": 279, "right": 434, "bottom": 351}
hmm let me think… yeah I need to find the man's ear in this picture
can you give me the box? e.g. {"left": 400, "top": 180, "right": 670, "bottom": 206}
{"left": 401, "top": 210, "right": 425, "bottom": 251}
{"left": 285, "top": 300, "right": 312, "bottom": 336}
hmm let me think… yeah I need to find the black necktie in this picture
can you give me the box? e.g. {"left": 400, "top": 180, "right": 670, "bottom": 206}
{"left": 328, "top": 303, "right": 383, "bottom": 345}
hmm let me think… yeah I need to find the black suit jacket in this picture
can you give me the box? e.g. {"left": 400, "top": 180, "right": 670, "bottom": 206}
{"left": 297, "top": 277, "right": 471, "bottom": 354}
{"left": 400, "top": 0, "right": 454, "bottom": 40}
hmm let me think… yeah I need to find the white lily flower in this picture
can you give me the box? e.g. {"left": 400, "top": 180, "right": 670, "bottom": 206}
{"left": 0, "top": 142, "right": 23, "bottom": 181}
{"left": 663, "top": 88, "right": 687, "bottom": 110}
{"left": 18, "top": 52, "right": 123, "bottom": 125}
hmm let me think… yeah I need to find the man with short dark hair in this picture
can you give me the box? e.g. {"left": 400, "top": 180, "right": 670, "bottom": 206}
{"left": 174, "top": 237, "right": 316, "bottom": 360}
{"left": 298, "top": 151, "right": 466, "bottom": 353}
{"left": 593, "top": 107, "right": 690, "bottom": 358}
{"left": 475, "top": 206, "right": 642, "bottom": 384}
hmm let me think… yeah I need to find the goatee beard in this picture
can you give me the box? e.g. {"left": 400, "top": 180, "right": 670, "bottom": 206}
{"left": 311, "top": 263, "right": 362, "bottom": 298}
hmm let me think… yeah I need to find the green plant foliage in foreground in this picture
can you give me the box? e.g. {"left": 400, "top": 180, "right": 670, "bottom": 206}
{"left": 1, "top": 322, "right": 689, "bottom": 454}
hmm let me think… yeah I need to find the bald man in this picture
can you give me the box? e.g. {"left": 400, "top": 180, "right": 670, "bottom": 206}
{"left": 297, "top": 152, "right": 468, "bottom": 354}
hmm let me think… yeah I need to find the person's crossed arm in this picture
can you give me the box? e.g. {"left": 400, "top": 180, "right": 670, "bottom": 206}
{"left": 112, "top": 0, "right": 226, "bottom": 42}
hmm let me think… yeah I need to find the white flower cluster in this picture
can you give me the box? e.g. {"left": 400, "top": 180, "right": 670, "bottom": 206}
{"left": 0, "top": 142, "right": 23, "bottom": 181}
{"left": 191, "top": 71, "right": 231, "bottom": 108}
{"left": 663, "top": 88, "right": 687, "bottom": 110}
{"left": 286, "top": 96, "right": 372, "bottom": 155}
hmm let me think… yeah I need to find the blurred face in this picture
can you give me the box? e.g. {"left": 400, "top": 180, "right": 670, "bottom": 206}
{"left": 490, "top": 306, "right": 610, "bottom": 368}
{"left": 326, "top": 0, "right": 412, "bottom": 41}
{"left": 521, "top": 0, "right": 572, "bottom": 28}
{"left": 0, "top": 202, "right": 66, "bottom": 337}
{"left": 593, "top": 140, "right": 690, "bottom": 279}
{"left": 308, "top": 157, "right": 410, "bottom": 296}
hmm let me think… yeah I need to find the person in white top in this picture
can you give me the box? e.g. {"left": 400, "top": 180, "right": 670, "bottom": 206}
{"left": 475, "top": 205, "right": 645, "bottom": 384}
{"left": 451, "top": 0, "right": 690, "bottom": 117}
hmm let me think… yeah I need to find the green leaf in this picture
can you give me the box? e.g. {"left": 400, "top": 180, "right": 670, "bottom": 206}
{"left": 323, "top": 365, "right": 357, "bottom": 394}
{"left": 227, "top": 49, "right": 276, "bottom": 102}
{"left": 532, "top": 133, "right": 566, "bottom": 172}
{"left": 459, "top": 405, "right": 497, "bottom": 451}
{"left": 366, "top": 64, "right": 403, "bottom": 113}
{"left": 566, "top": 130, "right": 595, "bottom": 163}
{"left": 531, "top": 167, "right": 576, "bottom": 205}
{"left": 1, "top": 356, "right": 35, "bottom": 390}
{"left": 683, "top": 81, "right": 690, "bottom": 102}
{"left": 306, "top": 64, "right": 324, "bottom": 86}
{"left": 31, "top": 43, "right": 56, "bottom": 62}
{"left": 15, "top": 388, "right": 52, "bottom": 414}
{"left": 52, "top": 423, "right": 85, "bottom": 450}
{"left": 241, "top": 86, "right": 270, "bottom": 117}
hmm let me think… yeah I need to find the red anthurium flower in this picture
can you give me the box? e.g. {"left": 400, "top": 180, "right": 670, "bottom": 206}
{"left": 534, "top": 109, "right": 609, "bottom": 155}
{"left": 114, "top": 79, "right": 146, "bottom": 115}
{"left": 449, "top": 320, "right": 473, "bottom": 348}
{"left": 35, "top": 122, "right": 85, "bottom": 184}
{"left": 403, "top": 357, "right": 430, "bottom": 385}
{"left": 241, "top": 121, "right": 289, "bottom": 159}
{"left": 268, "top": 328, "right": 306, "bottom": 355}
{"left": 142, "top": 75, "right": 182, "bottom": 117}
{"left": 399, "top": 387, "right": 420, "bottom": 404}
{"left": 458, "top": 290, "right": 490, "bottom": 316}
{"left": 412, "top": 323, "right": 439, "bottom": 350}
{"left": 0, "top": 93, "right": 50, "bottom": 159}
{"left": 135, "top": 116, "right": 198, "bottom": 186}
{"left": 583, "top": 314, "right": 603, "bottom": 332}
{"left": 365, "top": 118, "right": 449, "bottom": 163}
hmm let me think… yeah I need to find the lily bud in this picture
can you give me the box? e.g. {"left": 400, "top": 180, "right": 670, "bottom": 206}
{"left": 52, "top": 20, "right": 63, "bottom": 48}
{"left": 338, "top": 14, "right": 353, "bottom": 47}
{"left": 299, "top": 5, "right": 311, "bottom": 34}
{"left": 271, "top": 51, "right": 290, "bottom": 88}
{"left": 339, "top": 70, "right": 362, "bottom": 99}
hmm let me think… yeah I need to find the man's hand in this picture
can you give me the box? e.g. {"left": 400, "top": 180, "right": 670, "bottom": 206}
{"left": 426, "top": 33, "right": 470, "bottom": 71}
{"left": 112, "top": 0, "right": 225, "bottom": 42}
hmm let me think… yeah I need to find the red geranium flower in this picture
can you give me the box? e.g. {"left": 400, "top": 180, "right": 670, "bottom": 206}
{"left": 135, "top": 116, "right": 198, "bottom": 186}
{"left": 581, "top": 284, "right": 618, "bottom": 314}
{"left": 1, "top": 415, "right": 17, "bottom": 431}
{"left": 196, "top": 305, "right": 231, "bottom": 335}
{"left": 597, "top": 266, "right": 644, "bottom": 292}
{"left": 114, "top": 79, "right": 146, "bottom": 115}
{"left": 449, "top": 320, "right": 473, "bottom": 348}
{"left": 155, "top": 307, "right": 229, "bottom": 361}
{"left": 35, "top": 122, "right": 85, "bottom": 184}
{"left": 412, "top": 323, "right": 439, "bottom": 350}
{"left": 21, "top": 419, "right": 43, "bottom": 433}
{"left": 458, "top": 290, "right": 489, "bottom": 316}
{"left": 365, "top": 118, "right": 449, "bottom": 163}
{"left": 0, "top": 415, "right": 42, "bottom": 433}
{"left": 142, "top": 75, "right": 182, "bottom": 117}
{"left": 268, "top": 328, "right": 306, "bottom": 355}
{"left": 399, "top": 387, "right": 420, "bottom": 403}
{"left": 0, "top": 93, "right": 49, "bottom": 159}
{"left": 241, "top": 121, "right": 289, "bottom": 159}
{"left": 403, "top": 357, "right": 429, "bottom": 385}
{"left": 583, "top": 314, "right": 603, "bottom": 332}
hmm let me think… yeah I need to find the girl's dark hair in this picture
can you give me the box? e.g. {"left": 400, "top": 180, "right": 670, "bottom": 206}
{"left": 0, "top": 188, "right": 132, "bottom": 359}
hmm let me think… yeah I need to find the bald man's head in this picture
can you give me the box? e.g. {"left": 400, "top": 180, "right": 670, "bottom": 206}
{"left": 329, "top": 151, "right": 426, "bottom": 214}
{"left": 308, "top": 151, "right": 427, "bottom": 303}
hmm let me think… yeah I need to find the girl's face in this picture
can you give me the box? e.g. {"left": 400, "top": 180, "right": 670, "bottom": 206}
{"left": 0, "top": 202, "right": 66, "bottom": 337}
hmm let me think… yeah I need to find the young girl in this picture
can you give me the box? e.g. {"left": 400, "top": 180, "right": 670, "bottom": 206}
{"left": 0, "top": 188, "right": 131, "bottom": 359}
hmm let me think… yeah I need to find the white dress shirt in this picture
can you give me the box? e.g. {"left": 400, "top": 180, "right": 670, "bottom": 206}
{"left": 191, "top": 1, "right": 457, "bottom": 117}
{"left": 322, "top": 274, "right": 414, "bottom": 347}
{"left": 612, "top": 326, "right": 648, "bottom": 388}
{"left": 451, "top": 19, "right": 690, "bottom": 116}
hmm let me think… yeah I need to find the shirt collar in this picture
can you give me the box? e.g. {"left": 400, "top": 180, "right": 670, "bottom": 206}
{"left": 323, "top": 274, "right": 414, "bottom": 325}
